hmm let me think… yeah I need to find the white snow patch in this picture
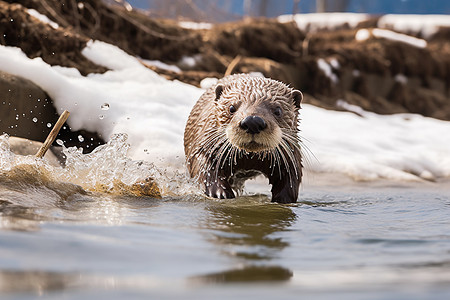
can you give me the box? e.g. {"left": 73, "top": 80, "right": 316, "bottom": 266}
{"left": 329, "top": 58, "right": 340, "bottom": 69}
{"left": 356, "top": 28, "right": 427, "bottom": 48}
{"left": 395, "top": 74, "right": 408, "bottom": 84}
{"left": 140, "top": 59, "right": 182, "bottom": 73}
{"left": 317, "top": 58, "right": 338, "bottom": 83}
{"left": 301, "top": 105, "right": 450, "bottom": 181}
{"left": 178, "top": 55, "right": 199, "bottom": 68}
{"left": 178, "top": 21, "right": 212, "bottom": 30}
{"left": 200, "top": 77, "right": 218, "bottom": 89}
{"left": 378, "top": 14, "right": 450, "bottom": 39}
{"left": 27, "top": 9, "right": 59, "bottom": 29}
{"left": 1, "top": 41, "right": 450, "bottom": 182}
{"left": 336, "top": 100, "right": 367, "bottom": 117}
{"left": 355, "top": 28, "right": 371, "bottom": 41}
{"left": 278, "top": 13, "right": 369, "bottom": 32}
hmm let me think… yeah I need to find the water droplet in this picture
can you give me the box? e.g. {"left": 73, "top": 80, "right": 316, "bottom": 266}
{"left": 101, "top": 103, "right": 110, "bottom": 110}
{"left": 15, "top": 115, "right": 19, "bottom": 120}
{"left": 78, "top": 135, "right": 84, "bottom": 142}
{"left": 56, "top": 139, "right": 64, "bottom": 146}
{"left": 32, "top": 117, "right": 38, "bottom": 123}
{"left": 47, "top": 123, "right": 52, "bottom": 128}
{"left": 99, "top": 115, "right": 104, "bottom": 120}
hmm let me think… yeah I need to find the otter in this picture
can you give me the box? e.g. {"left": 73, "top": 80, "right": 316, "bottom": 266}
{"left": 184, "top": 74, "right": 303, "bottom": 203}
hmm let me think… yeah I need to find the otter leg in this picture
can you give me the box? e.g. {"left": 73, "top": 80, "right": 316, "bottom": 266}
{"left": 270, "top": 176, "right": 300, "bottom": 204}
{"left": 204, "top": 172, "right": 235, "bottom": 199}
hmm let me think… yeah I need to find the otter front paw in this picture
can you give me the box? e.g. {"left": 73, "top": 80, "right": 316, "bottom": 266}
{"left": 205, "top": 181, "right": 235, "bottom": 199}
{"left": 271, "top": 182, "right": 299, "bottom": 204}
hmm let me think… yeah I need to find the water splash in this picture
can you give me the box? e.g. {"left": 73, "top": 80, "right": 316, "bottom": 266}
{"left": 61, "top": 133, "right": 159, "bottom": 194}
{"left": 0, "top": 133, "right": 200, "bottom": 199}
{"left": 0, "top": 134, "right": 15, "bottom": 171}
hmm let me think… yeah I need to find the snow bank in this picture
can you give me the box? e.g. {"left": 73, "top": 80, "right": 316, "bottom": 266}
{"left": 1, "top": 42, "right": 450, "bottom": 182}
{"left": 280, "top": 13, "right": 450, "bottom": 40}
{"left": 278, "top": 13, "right": 369, "bottom": 32}
{"left": 302, "top": 102, "right": 450, "bottom": 181}
{"left": 378, "top": 14, "right": 450, "bottom": 39}
{"left": 26, "top": 8, "right": 59, "bottom": 29}
{"left": 0, "top": 42, "right": 202, "bottom": 167}
{"left": 356, "top": 28, "right": 427, "bottom": 48}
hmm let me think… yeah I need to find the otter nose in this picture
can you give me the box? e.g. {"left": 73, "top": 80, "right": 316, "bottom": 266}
{"left": 240, "top": 116, "right": 267, "bottom": 134}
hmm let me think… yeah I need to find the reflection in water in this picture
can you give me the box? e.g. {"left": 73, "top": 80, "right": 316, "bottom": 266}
{"left": 206, "top": 197, "right": 297, "bottom": 260}
{"left": 0, "top": 270, "right": 78, "bottom": 293}
{"left": 190, "top": 265, "right": 292, "bottom": 283}
{"left": 200, "top": 196, "right": 297, "bottom": 282}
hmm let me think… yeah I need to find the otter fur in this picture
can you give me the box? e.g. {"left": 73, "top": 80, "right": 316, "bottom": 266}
{"left": 184, "top": 74, "right": 303, "bottom": 203}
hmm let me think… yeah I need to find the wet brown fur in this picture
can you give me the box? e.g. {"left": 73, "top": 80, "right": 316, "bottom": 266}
{"left": 184, "top": 74, "right": 303, "bottom": 203}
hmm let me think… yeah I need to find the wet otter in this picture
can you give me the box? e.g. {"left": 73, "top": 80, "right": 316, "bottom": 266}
{"left": 184, "top": 74, "right": 303, "bottom": 203}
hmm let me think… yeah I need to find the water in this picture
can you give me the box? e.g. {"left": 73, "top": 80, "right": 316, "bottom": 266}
{"left": 0, "top": 135, "right": 449, "bottom": 299}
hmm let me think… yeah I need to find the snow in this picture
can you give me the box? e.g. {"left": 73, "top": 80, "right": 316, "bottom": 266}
{"left": 394, "top": 74, "right": 408, "bottom": 84}
{"left": 0, "top": 41, "right": 202, "bottom": 168}
{"left": 281, "top": 13, "right": 450, "bottom": 40}
{"left": 140, "top": 59, "right": 182, "bottom": 73}
{"left": 355, "top": 28, "right": 427, "bottom": 48}
{"left": 178, "top": 21, "right": 212, "bottom": 30}
{"left": 1, "top": 41, "right": 450, "bottom": 182}
{"left": 317, "top": 58, "right": 338, "bottom": 83}
{"left": 278, "top": 13, "right": 369, "bottom": 32}
{"left": 378, "top": 14, "right": 450, "bottom": 39}
{"left": 199, "top": 77, "right": 218, "bottom": 89}
{"left": 26, "top": 9, "right": 59, "bottom": 29}
{"left": 301, "top": 104, "right": 450, "bottom": 181}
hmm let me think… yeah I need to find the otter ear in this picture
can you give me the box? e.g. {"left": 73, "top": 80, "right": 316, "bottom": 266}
{"left": 215, "top": 84, "right": 224, "bottom": 101}
{"left": 291, "top": 90, "right": 303, "bottom": 108}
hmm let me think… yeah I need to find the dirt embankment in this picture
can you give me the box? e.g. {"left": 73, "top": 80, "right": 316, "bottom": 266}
{"left": 0, "top": 0, "right": 449, "bottom": 149}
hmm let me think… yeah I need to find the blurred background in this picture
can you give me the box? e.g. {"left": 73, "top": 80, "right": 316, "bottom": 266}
{"left": 124, "top": 0, "right": 450, "bottom": 21}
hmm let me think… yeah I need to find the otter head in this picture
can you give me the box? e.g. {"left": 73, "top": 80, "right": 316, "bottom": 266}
{"left": 214, "top": 76, "right": 303, "bottom": 153}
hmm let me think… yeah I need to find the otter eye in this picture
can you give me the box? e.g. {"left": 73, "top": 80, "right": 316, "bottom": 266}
{"left": 273, "top": 107, "right": 282, "bottom": 117}
{"left": 229, "top": 105, "right": 236, "bottom": 114}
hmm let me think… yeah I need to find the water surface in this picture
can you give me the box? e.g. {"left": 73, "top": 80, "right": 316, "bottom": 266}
{"left": 0, "top": 174, "right": 449, "bottom": 299}
{"left": 0, "top": 135, "right": 449, "bottom": 299}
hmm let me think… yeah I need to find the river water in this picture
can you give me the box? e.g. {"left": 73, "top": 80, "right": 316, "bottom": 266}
{"left": 0, "top": 135, "right": 449, "bottom": 299}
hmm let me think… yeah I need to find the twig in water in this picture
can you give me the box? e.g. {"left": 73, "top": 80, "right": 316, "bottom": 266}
{"left": 35, "top": 110, "right": 70, "bottom": 159}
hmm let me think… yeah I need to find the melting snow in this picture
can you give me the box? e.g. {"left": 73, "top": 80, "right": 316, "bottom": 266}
{"left": 356, "top": 28, "right": 427, "bottom": 48}
{"left": 0, "top": 40, "right": 450, "bottom": 182}
{"left": 26, "top": 9, "right": 59, "bottom": 29}
{"left": 378, "top": 14, "right": 450, "bottom": 39}
{"left": 278, "top": 13, "right": 369, "bottom": 32}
